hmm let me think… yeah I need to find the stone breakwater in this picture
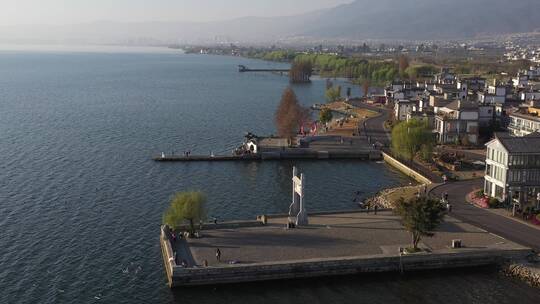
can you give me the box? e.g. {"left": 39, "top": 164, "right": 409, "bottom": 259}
{"left": 503, "top": 259, "right": 540, "bottom": 288}
{"left": 363, "top": 185, "right": 423, "bottom": 209}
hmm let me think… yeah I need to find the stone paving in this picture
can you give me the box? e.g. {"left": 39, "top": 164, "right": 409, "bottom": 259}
{"left": 185, "top": 211, "right": 524, "bottom": 267}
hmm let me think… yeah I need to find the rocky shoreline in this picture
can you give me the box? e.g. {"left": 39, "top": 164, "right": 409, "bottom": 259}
{"left": 363, "top": 185, "right": 423, "bottom": 209}
{"left": 503, "top": 257, "right": 540, "bottom": 288}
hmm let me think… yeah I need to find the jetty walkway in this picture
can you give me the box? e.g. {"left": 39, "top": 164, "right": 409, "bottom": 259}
{"left": 154, "top": 149, "right": 381, "bottom": 162}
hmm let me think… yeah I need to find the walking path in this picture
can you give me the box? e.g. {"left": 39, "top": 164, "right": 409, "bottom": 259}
{"left": 186, "top": 211, "right": 526, "bottom": 266}
{"left": 431, "top": 179, "right": 540, "bottom": 251}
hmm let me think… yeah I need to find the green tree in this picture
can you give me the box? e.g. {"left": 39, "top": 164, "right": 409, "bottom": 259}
{"left": 391, "top": 119, "right": 435, "bottom": 161}
{"left": 319, "top": 108, "right": 333, "bottom": 124}
{"left": 289, "top": 60, "right": 312, "bottom": 83}
{"left": 325, "top": 86, "right": 341, "bottom": 102}
{"left": 163, "top": 191, "right": 207, "bottom": 236}
{"left": 395, "top": 196, "right": 446, "bottom": 251}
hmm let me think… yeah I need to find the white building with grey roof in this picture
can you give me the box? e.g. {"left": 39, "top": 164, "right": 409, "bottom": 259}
{"left": 484, "top": 132, "right": 540, "bottom": 206}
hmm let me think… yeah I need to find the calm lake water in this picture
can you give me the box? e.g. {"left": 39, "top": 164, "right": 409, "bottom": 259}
{"left": 0, "top": 46, "right": 537, "bottom": 303}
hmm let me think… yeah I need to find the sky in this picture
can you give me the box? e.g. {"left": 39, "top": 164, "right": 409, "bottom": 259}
{"left": 0, "top": 0, "right": 352, "bottom": 26}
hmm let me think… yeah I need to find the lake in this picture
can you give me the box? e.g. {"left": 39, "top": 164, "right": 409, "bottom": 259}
{"left": 0, "top": 46, "right": 537, "bottom": 303}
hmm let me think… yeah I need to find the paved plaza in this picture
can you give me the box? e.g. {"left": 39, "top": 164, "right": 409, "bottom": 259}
{"left": 185, "top": 212, "right": 523, "bottom": 266}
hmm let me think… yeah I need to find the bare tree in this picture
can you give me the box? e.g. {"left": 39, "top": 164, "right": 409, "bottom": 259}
{"left": 362, "top": 80, "right": 370, "bottom": 97}
{"left": 275, "top": 88, "right": 309, "bottom": 139}
{"left": 399, "top": 55, "right": 410, "bottom": 78}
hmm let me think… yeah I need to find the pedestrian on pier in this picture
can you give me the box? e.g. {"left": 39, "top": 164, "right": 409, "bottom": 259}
{"left": 216, "top": 248, "right": 221, "bottom": 262}
{"left": 374, "top": 205, "right": 379, "bottom": 215}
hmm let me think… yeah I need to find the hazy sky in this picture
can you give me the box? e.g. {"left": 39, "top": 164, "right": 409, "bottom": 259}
{"left": 0, "top": 0, "right": 352, "bottom": 26}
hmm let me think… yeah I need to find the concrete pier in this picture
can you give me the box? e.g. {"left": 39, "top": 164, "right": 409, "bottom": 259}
{"left": 160, "top": 211, "right": 532, "bottom": 287}
{"left": 154, "top": 150, "right": 381, "bottom": 162}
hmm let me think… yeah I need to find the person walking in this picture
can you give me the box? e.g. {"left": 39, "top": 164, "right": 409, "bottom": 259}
{"left": 216, "top": 248, "right": 221, "bottom": 263}
{"left": 374, "top": 205, "right": 379, "bottom": 215}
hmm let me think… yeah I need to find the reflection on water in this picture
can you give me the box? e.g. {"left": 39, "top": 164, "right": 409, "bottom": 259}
{"left": 171, "top": 267, "right": 539, "bottom": 304}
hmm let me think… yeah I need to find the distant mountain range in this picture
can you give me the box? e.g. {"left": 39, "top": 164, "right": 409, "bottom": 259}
{"left": 2, "top": 0, "right": 540, "bottom": 45}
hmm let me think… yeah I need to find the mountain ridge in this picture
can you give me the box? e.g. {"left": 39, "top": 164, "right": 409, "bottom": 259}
{"left": 1, "top": 0, "right": 540, "bottom": 44}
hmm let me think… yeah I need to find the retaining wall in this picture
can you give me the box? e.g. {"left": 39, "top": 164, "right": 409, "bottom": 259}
{"left": 166, "top": 248, "right": 531, "bottom": 287}
{"left": 160, "top": 226, "right": 176, "bottom": 287}
{"left": 382, "top": 152, "right": 432, "bottom": 185}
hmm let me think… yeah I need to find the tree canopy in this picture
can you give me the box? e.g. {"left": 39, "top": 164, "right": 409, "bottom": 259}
{"left": 275, "top": 88, "right": 309, "bottom": 139}
{"left": 395, "top": 196, "right": 446, "bottom": 251}
{"left": 391, "top": 119, "right": 435, "bottom": 161}
{"left": 325, "top": 85, "right": 342, "bottom": 103}
{"left": 163, "top": 191, "right": 207, "bottom": 235}
{"left": 294, "top": 54, "right": 398, "bottom": 84}
{"left": 405, "top": 64, "right": 438, "bottom": 80}
{"left": 289, "top": 60, "right": 313, "bottom": 83}
{"left": 319, "top": 108, "right": 333, "bottom": 124}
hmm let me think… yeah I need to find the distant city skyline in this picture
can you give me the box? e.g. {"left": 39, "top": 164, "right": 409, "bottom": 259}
{"left": 0, "top": 0, "right": 353, "bottom": 26}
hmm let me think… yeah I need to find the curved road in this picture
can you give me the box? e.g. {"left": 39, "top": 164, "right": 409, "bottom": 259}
{"left": 350, "top": 101, "right": 391, "bottom": 146}
{"left": 432, "top": 179, "right": 540, "bottom": 251}
{"left": 349, "top": 101, "right": 540, "bottom": 251}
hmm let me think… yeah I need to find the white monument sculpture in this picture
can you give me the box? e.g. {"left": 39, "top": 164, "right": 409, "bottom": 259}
{"left": 289, "top": 166, "right": 308, "bottom": 227}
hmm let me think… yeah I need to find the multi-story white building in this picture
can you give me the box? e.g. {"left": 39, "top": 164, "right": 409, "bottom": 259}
{"left": 485, "top": 133, "right": 540, "bottom": 204}
{"left": 508, "top": 106, "right": 540, "bottom": 137}
{"left": 434, "top": 100, "right": 479, "bottom": 145}
{"left": 394, "top": 100, "right": 415, "bottom": 121}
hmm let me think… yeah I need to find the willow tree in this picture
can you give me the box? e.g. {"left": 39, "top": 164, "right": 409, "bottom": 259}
{"left": 275, "top": 88, "right": 309, "bottom": 139}
{"left": 325, "top": 85, "right": 342, "bottom": 103}
{"left": 395, "top": 196, "right": 445, "bottom": 251}
{"left": 391, "top": 119, "right": 434, "bottom": 161}
{"left": 163, "top": 191, "right": 207, "bottom": 236}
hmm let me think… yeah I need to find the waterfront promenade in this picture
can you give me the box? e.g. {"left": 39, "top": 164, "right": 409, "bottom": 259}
{"left": 188, "top": 211, "right": 524, "bottom": 266}
{"left": 162, "top": 211, "right": 531, "bottom": 287}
